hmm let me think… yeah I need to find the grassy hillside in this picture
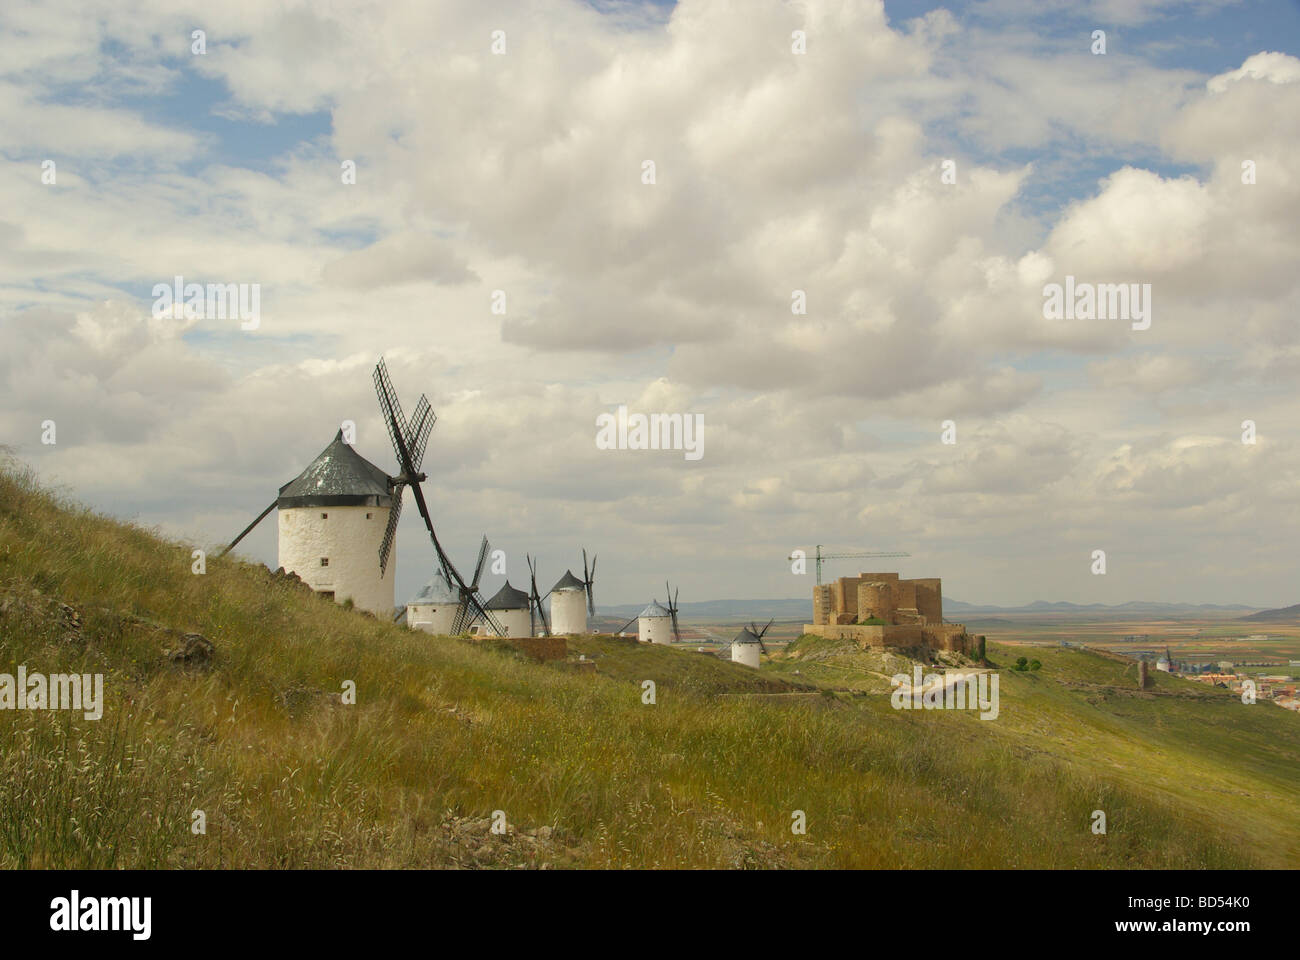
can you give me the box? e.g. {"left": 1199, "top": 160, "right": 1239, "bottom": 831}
{"left": 1, "top": 458, "right": 1297, "bottom": 869}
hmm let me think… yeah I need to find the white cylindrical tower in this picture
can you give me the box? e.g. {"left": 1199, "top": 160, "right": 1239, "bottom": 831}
{"left": 549, "top": 570, "right": 589, "bottom": 634}
{"left": 405, "top": 569, "right": 459, "bottom": 635}
{"left": 484, "top": 581, "right": 532, "bottom": 637}
{"left": 637, "top": 601, "right": 673, "bottom": 644}
{"left": 277, "top": 429, "right": 395, "bottom": 617}
{"left": 731, "top": 628, "right": 762, "bottom": 668}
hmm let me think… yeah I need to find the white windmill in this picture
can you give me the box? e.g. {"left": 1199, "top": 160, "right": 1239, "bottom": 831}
{"left": 405, "top": 568, "right": 459, "bottom": 634}
{"left": 480, "top": 581, "right": 532, "bottom": 637}
{"left": 221, "top": 428, "right": 397, "bottom": 616}
{"left": 730, "top": 619, "right": 773, "bottom": 668}
{"left": 220, "top": 358, "right": 508, "bottom": 634}
{"left": 636, "top": 601, "right": 673, "bottom": 644}
{"left": 549, "top": 549, "right": 596, "bottom": 634}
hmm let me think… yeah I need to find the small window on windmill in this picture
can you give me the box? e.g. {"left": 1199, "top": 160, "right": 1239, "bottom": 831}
{"left": 366, "top": 512, "right": 373, "bottom": 519}
{"left": 321, "top": 557, "right": 329, "bottom": 567}
{"left": 321, "top": 512, "right": 328, "bottom": 519}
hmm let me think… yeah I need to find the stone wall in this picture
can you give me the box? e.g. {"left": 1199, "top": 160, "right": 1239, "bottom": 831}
{"left": 510, "top": 636, "right": 567, "bottom": 662}
{"left": 913, "top": 578, "right": 942, "bottom": 624}
{"left": 800, "top": 621, "right": 972, "bottom": 655}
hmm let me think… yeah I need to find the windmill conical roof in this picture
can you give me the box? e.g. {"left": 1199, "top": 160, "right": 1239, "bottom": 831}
{"left": 732, "top": 628, "right": 762, "bottom": 645}
{"left": 639, "top": 601, "right": 671, "bottom": 618}
{"left": 410, "top": 569, "right": 457, "bottom": 604}
{"left": 278, "top": 430, "right": 393, "bottom": 507}
{"left": 551, "top": 569, "right": 585, "bottom": 592}
{"left": 485, "top": 581, "right": 530, "bottom": 610}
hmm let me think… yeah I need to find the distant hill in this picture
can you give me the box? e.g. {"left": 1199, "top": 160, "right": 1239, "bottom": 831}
{"left": 598, "top": 598, "right": 810, "bottom": 620}
{"left": 599, "top": 597, "right": 1261, "bottom": 621}
{"left": 946, "top": 599, "right": 1257, "bottom": 616}
{"left": 1238, "top": 603, "right": 1300, "bottom": 623}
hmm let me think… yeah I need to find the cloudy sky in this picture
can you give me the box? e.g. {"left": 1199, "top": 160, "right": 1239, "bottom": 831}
{"left": 2, "top": 0, "right": 1298, "bottom": 609}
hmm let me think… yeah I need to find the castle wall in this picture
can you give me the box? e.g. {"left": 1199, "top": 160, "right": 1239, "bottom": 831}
{"left": 800, "top": 621, "right": 971, "bottom": 655}
{"left": 913, "top": 578, "right": 942, "bottom": 624}
{"left": 832, "top": 576, "right": 862, "bottom": 619}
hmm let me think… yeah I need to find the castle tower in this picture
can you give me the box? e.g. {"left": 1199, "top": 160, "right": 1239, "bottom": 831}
{"left": 549, "top": 570, "right": 588, "bottom": 634}
{"left": 637, "top": 601, "right": 673, "bottom": 644}
{"left": 812, "top": 584, "right": 833, "bottom": 625}
{"left": 858, "top": 581, "right": 897, "bottom": 623}
{"left": 277, "top": 429, "right": 394, "bottom": 616}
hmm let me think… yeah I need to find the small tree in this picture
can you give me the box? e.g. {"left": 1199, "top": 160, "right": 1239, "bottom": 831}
{"left": 1029, "top": 659, "right": 1042, "bottom": 671}
{"left": 1015, "top": 656, "right": 1029, "bottom": 671}
{"left": 977, "top": 635, "right": 987, "bottom": 662}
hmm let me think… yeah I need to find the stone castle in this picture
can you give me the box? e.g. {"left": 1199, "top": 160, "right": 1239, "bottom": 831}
{"left": 804, "top": 572, "right": 971, "bottom": 654}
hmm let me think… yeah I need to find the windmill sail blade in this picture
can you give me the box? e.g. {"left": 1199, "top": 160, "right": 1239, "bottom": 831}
{"left": 583, "top": 550, "right": 597, "bottom": 616}
{"left": 375, "top": 358, "right": 501, "bottom": 635}
{"left": 218, "top": 501, "right": 277, "bottom": 557}
{"left": 373, "top": 357, "right": 505, "bottom": 637}
{"left": 527, "top": 555, "right": 549, "bottom": 637}
{"left": 407, "top": 395, "right": 434, "bottom": 472}
{"left": 471, "top": 536, "right": 491, "bottom": 590}
{"left": 451, "top": 596, "right": 472, "bottom": 634}
{"left": 374, "top": 358, "right": 409, "bottom": 468}
{"left": 378, "top": 484, "right": 404, "bottom": 577}
{"left": 459, "top": 586, "right": 504, "bottom": 636}
{"left": 530, "top": 596, "right": 550, "bottom": 637}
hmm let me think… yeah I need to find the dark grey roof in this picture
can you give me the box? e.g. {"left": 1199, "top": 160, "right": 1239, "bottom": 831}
{"left": 278, "top": 430, "right": 393, "bottom": 508}
{"left": 732, "top": 628, "right": 761, "bottom": 645}
{"left": 551, "top": 569, "right": 585, "bottom": 592}
{"left": 639, "top": 601, "right": 670, "bottom": 618}
{"left": 409, "top": 569, "right": 458, "bottom": 605}
{"left": 485, "top": 581, "right": 530, "bottom": 610}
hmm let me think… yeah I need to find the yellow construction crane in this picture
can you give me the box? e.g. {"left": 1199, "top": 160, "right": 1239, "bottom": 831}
{"left": 789, "top": 545, "right": 911, "bottom": 585}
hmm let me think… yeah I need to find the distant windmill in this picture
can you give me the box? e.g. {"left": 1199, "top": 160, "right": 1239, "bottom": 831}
{"left": 620, "top": 581, "right": 681, "bottom": 644}
{"left": 665, "top": 581, "right": 682, "bottom": 643}
{"left": 582, "top": 549, "right": 597, "bottom": 617}
{"left": 527, "top": 554, "right": 550, "bottom": 638}
{"left": 549, "top": 568, "right": 587, "bottom": 634}
{"left": 551, "top": 548, "right": 598, "bottom": 634}
{"left": 730, "top": 618, "right": 773, "bottom": 668}
{"left": 372, "top": 357, "right": 504, "bottom": 637}
{"left": 448, "top": 535, "right": 500, "bottom": 635}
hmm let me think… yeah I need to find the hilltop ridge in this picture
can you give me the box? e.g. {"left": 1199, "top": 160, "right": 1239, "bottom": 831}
{"left": 1, "top": 458, "right": 1298, "bottom": 869}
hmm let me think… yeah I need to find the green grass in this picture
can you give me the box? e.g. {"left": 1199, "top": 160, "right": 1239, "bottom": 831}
{"left": 1, "top": 457, "right": 1297, "bottom": 868}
